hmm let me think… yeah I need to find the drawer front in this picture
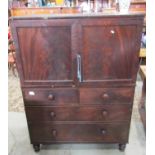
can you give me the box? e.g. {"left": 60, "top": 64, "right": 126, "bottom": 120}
{"left": 80, "top": 88, "right": 134, "bottom": 104}
{"left": 26, "top": 105, "right": 131, "bottom": 122}
{"left": 23, "top": 88, "right": 79, "bottom": 105}
{"left": 29, "top": 123, "right": 129, "bottom": 143}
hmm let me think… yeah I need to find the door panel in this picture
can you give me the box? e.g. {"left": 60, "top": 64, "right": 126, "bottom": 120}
{"left": 80, "top": 25, "right": 138, "bottom": 83}
{"left": 18, "top": 26, "right": 72, "bottom": 81}
{"left": 12, "top": 19, "right": 78, "bottom": 87}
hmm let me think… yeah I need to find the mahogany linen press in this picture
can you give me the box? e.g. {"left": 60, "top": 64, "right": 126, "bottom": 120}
{"left": 10, "top": 13, "right": 144, "bottom": 152}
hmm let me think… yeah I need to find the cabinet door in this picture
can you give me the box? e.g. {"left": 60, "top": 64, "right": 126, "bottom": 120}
{"left": 78, "top": 20, "right": 141, "bottom": 86}
{"left": 11, "top": 19, "right": 77, "bottom": 87}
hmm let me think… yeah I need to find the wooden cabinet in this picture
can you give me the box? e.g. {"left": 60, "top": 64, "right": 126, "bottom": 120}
{"left": 10, "top": 13, "right": 144, "bottom": 152}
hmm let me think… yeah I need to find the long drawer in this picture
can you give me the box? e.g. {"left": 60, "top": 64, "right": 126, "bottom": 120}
{"left": 28, "top": 122, "right": 129, "bottom": 143}
{"left": 23, "top": 88, "right": 79, "bottom": 106}
{"left": 25, "top": 105, "right": 132, "bottom": 122}
{"left": 80, "top": 88, "right": 134, "bottom": 104}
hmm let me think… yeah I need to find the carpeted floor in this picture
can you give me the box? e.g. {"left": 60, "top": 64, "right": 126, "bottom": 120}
{"left": 8, "top": 70, "right": 24, "bottom": 112}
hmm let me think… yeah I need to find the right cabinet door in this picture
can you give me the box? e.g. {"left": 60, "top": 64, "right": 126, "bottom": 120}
{"left": 79, "top": 21, "right": 141, "bottom": 86}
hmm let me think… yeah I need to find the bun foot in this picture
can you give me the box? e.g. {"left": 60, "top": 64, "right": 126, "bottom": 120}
{"left": 119, "top": 143, "right": 126, "bottom": 151}
{"left": 33, "top": 144, "right": 40, "bottom": 152}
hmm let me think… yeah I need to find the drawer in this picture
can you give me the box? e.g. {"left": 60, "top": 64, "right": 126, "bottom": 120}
{"left": 23, "top": 88, "right": 79, "bottom": 105}
{"left": 29, "top": 122, "right": 129, "bottom": 143}
{"left": 80, "top": 88, "right": 134, "bottom": 104}
{"left": 25, "top": 105, "right": 132, "bottom": 122}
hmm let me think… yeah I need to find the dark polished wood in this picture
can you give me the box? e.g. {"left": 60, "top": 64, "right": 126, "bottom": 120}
{"left": 81, "top": 25, "right": 139, "bottom": 81}
{"left": 80, "top": 87, "right": 134, "bottom": 104}
{"left": 29, "top": 122, "right": 130, "bottom": 143}
{"left": 23, "top": 88, "right": 79, "bottom": 105}
{"left": 25, "top": 104, "right": 132, "bottom": 122}
{"left": 10, "top": 13, "right": 144, "bottom": 152}
{"left": 17, "top": 23, "right": 75, "bottom": 85}
{"left": 10, "top": 15, "right": 144, "bottom": 87}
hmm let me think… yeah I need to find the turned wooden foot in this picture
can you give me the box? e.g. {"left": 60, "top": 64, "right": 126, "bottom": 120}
{"left": 33, "top": 144, "right": 40, "bottom": 152}
{"left": 119, "top": 143, "right": 126, "bottom": 151}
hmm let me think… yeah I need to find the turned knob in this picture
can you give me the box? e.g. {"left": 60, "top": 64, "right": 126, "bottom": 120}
{"left": 48, "top": 94, "right": 54, "bottom": 100}
{"left": 50, "top": 112, "right": 56, "bottom": 117}
{"left": 101, "top": 129, "right": 106, "bottom": 135}
{"left": 52, "top": 129, "right": 57, "bottom": 137}
{"left": 102, "top": 93, "right": 109, "bottom": 99}
{"left": 102, "top": 110, "right": 108, "bottom": 116}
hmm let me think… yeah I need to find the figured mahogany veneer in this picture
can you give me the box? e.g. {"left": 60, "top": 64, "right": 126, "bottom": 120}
{"left": 28, "top": 122, "right": 130, "bottom": 143}
{"left": 23, "top": 88, "right": 79, "bottom": 105}
{"left": 10, "top": 13, "right": 144, "bottom": 152}
{"left": 25, "top": 104, "right": 132, "bottom": 122}
{"left": 80, "top": 88, "right": 134, "bottom": 104}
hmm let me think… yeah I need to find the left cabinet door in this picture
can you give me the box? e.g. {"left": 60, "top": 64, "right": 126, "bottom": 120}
{"left": 10, "top": 19, "right": 77, "bottom": 87}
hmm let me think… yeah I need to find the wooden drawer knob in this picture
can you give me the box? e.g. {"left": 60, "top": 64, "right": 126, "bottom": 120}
{"left": 52, "top": 129, "right": 57, "bottom": 137}
{"left": 102, "top": 110, "right": 108, "bottom": 116}
{"left": 50, "top": 112, "right": 56, "bottom": 117}
{"left": 101, "top": 129, "right": 106, "bottom": 135}
{"left": 102, "top": 93, "right": 109, "bottom": 99}
{"left": 48, "top": 94, "right": 54, "bottom": 100}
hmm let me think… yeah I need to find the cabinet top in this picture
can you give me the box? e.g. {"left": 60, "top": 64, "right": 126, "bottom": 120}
{"left": 10, "top": 12, "right": 145, "bottom": 20}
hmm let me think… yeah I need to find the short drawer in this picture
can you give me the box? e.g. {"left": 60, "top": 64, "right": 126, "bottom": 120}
{"left": 29, "top": 122, "right": 129, "bottom": 143}
{"left": 23, "top": 88, "right": 79, "bottom": 105}
{"left": 80, "top": 88, "right": 134, "bottom": 104}
{"left": 25, "top": 105, "right": 132, "bottom": 122}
